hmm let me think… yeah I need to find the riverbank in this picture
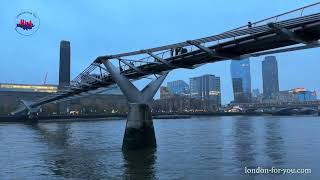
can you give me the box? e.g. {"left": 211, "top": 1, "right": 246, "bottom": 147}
{"left": 0, "top": 111, "right": 318, "bottom": 123}
{"left": 0, "top": 114, "right": 126, "bottom": 123}
{"left": 0, "top": 112, "right": 260, "bottom": 122}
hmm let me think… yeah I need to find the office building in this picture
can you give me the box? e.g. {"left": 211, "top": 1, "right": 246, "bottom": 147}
{"left": 0, "top": 83, "right": 58, "bottom": 115}
{"left": 251, "top": 88, "right": 262, "bottom": 103}
{"left": 262, "top": 56, "right": 279, "bottom": 100}
{"left": 0, "top": 83, "right": 57, "bottom": 93}
{"left": 292, "top": 88, "right": 317, "bottom": 102}
{"left": 231, "top": 78, "right": 244, "bottom": 102}
{"left": 167, "top": 80, "right": 189, "bottom": 95}
{"left": 252, "top": 88, "right": 261, "bottom": 98}
{"left": 275, "top": 88, "right": 317, "bottom": 102}
{"left": 160, "top": 86, "right": 171, "bottom": 99}
{"left": 276, "top": 90, "right": 296, "bottom": 102}
{"left": 189, "top": 74, "right": 221, "bottom": 106}
{"left": 230, "top": 59, "right": 251, "bottom": 103}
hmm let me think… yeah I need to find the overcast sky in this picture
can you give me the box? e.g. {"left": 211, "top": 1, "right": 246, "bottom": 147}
{"left": 1, "top": 0, "right": 319, "bottom": 104}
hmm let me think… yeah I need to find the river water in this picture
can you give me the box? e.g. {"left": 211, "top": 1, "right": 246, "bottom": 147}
{"left": 0, "top": 116, "right": 319, "bottom": 180}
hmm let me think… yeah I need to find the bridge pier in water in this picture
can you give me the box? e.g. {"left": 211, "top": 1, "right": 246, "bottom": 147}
{"left": 21, "top": 100, "right": 40, "bottom": 123}
{"left": 102, "top": 60, "right": 168, "bottom": 150}
{"left": 27, "top": 112, "right": 39, "bottom": 123}
{"left": 123, "top": 103, "right": 156, "bottom": 150}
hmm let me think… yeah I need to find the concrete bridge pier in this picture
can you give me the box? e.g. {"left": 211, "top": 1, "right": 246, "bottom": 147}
{"left": 124, "top": 103, "right": 156, "bottom": 150}
{"left": 318, "top": 106, "right": 320, "bottom": 116}
{"left": 27, "top": 112, "right": 39, "bottom": 123}
{"left": 21, "top": 100, "right": 40, "bottom": 123}
{"left": 103, "top": 60, "right": 168, "bottom": 150}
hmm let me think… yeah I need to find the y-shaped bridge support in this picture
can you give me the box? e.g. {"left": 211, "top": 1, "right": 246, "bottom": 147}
{"left": 21, "top": 100, "right": 40, "bottom": 123}
{"left": 103, "top": 60, "right": 168, "bottom": 150}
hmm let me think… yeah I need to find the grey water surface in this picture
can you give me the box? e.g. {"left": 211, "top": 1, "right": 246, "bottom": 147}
{"left": 0, "top": 116, "right": 319, "bottom": 179}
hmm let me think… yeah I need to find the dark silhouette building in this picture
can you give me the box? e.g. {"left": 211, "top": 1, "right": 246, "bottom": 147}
{"left": 58, "top": 41, "right": 71, "bottom": 114}
{"left": 262, "top": 56, "right": 279, "bottom": 100}
{"left": 59, "top": 40, "right": 71, "bottom": 89}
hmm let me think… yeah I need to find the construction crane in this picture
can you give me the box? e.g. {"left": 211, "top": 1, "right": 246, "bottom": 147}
{"left": 43, "top": 72, "right": 48, "bottom": 85}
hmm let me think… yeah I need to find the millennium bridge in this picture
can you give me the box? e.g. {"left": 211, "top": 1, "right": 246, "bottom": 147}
{"left": 12, "top": 3, "right": 320, "bottom": 150}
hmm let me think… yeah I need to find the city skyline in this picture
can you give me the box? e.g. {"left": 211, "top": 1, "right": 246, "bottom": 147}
{"left": 160, "top": 56, "right": 318, "bottom": 104}
{"left": 1, "top": 0, "right": 319, "bottom": 104}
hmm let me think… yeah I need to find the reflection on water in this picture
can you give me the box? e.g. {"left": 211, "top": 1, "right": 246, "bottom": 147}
{"left": 1, "top": 116, "right": 319, "bottom": 179}
{"left": 31, "top": 123, "right": 110, "bottom": 179}
{"left": 232, "top": 117, "right": 257, "bottom": 171}
{"left": 32, "top": 123, "right": 72, "bottom": 148}
{"left": 122, "top": 148, "right": 156, "bottom": 179}
{"left": 264, "top": 117, "right": 286, "bottom": 166}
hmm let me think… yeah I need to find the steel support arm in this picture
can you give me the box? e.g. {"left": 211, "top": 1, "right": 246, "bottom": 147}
{"left": 267, "top": 23, "right": 308, "bottom": 44}
{"left": 78, "top": 81, "right": 93, "bottom": 87}
{"left": 86, "top": 74, "right": 105, "bottom": 83}
{"left": 21, "top": 100, "right": 39, "bottom": 113}
{"left": 241, "top": 41, "right": 320, "bottom": 58}
{"left": 146, "top": 52, "right": 175, "bottom": 68}
{"left": 102, "top": 59, "right": 168, "bottom": 104}
{"left": 118, "top": 58, "right": 147, "bottom": 74}
{"left": 92, "top": 63, "right": 109, "bottom": 72}
{"left": 186, "top": 40, "right": 238, "bottom": 60}
{"left": 70, "top": 86, "right": 83, "bottom": 90}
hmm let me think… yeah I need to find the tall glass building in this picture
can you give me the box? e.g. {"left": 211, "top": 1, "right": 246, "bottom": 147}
{"left": 230, "top": 58, "right": 251, "bottom": 103}
{"left": 262, "top": 56, "right": 279, "bottom": 99}
{"left": 189, "top": 75, "right": 221, "bottom": 106}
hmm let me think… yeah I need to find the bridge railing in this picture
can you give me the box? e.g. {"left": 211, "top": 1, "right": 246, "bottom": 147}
{"left": 231, "top": 2, "right": 320, "bottom": 30}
